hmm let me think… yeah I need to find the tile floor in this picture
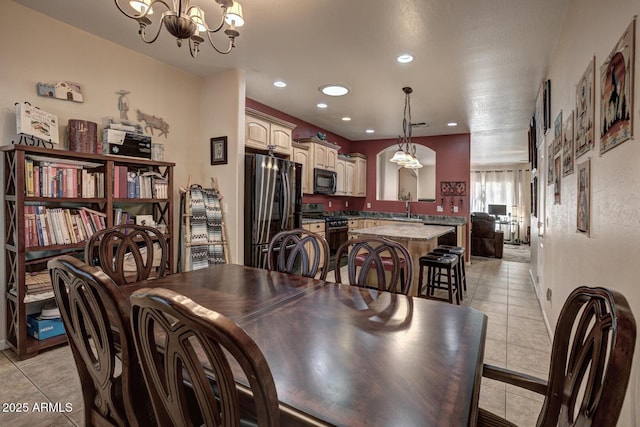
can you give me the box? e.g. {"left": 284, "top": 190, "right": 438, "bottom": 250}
{"left": 0, "top": 250, "right": 550, "bottom": 426}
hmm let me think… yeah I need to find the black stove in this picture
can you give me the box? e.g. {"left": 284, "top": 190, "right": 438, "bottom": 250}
{"left": 301, "top": 204, "right": 349, "bottom": 257}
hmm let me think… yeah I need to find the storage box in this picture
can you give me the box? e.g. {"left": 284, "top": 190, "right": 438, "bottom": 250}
{"left": 102, "top": 130, "right": 152, "bottom": 159}
{"left": 15, "top": 103, "right": 60, "bottom": 144}
{"left": 26, "top": 314, "right": 65, "bottom": 340}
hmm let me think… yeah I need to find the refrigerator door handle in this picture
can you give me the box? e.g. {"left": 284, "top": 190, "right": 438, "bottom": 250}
{"left": 281, "top": 171, "right": 291, "bottom": 230}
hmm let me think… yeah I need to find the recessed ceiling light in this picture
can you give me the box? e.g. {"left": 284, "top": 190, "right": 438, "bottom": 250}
{"left": 320, "top": 84, "right": 349, "bottom": 96}
{"left": 447, "top": 122, "right": 458, "bottom": 127}
{"left": 397, "top": 54, "right": 414, "bottom": 63}
{"left": 273, "top": 81, "right": 287, "bottom": 88}
{"left": 317, "top": 103, "right": 328, "bottom": 108}
{"left": 341, "top": 117, "right": 351, "bottom": 121}
{"left": 366, "top": 129, "right": 375, "bottom": 134}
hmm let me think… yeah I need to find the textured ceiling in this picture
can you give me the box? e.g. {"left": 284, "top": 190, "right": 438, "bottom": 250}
{"left": 14, "top": 0, "right": 569, "bottom": 165}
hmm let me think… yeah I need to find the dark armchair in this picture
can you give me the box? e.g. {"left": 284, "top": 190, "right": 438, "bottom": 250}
{"left": 471, "top": 212, "right": 504, "bottom": 258}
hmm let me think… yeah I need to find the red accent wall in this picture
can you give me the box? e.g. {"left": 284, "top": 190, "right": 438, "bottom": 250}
{"left": 349, "top": 134, "right": 471, "bottom": 218}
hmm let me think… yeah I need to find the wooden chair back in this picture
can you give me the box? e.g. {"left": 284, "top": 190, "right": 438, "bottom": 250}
{"left": 48, "top": 255, "right": 154, "bottom": 427}
{"left": 130, "top": 287, "right": 280, "bottom": 427}
{"left": 334, "top": 237, "right": 412, "bottom": 294}
{"left": 267, "top": 228, "right": 330, "bottom": 280}
{"left": 538, "top": 286, "right": 636, "bottom": 426}
{"left": 85, "top": 224, "right": 168, "bottom": 285}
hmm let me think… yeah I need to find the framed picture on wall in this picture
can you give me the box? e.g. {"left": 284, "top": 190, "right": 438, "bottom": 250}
{"left": 547, "top": 143, "right": 554, "bottom": 186}
{"left": 563, "top": 111, "right": 575, "bottom": 176}
{"left": 210, "top": 136, "right": 228, "bottom": 165}
{"left": 576, "top": 158, "right": 591, "bottom": 236}
{"left": 553, "top": 155, "right": 561, "bottom": 204}
{"left": 576, "top": 57, "right": 595, "bottom": 158}
{"left": 553, "top": 110, "right": 563, "bottom": 155}
{"left": 600, "top": 19, "right": 635, "bottom": 154}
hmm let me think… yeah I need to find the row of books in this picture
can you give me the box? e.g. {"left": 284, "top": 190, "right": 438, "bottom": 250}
{"left": 25, "top": 157, "right": 105, "bottom": 198}
{"left": 113, "top": 166, "right": 169, "bottom": 199}
{"left": 25, "top": 157, "right": 169, "bottom": 200}
{"left": 24, "top": 206, "right": 107, "bottom": 248}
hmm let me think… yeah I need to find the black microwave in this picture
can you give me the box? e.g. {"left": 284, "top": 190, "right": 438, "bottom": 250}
{"left": 313, "top": 168, "right": 337, "bottom": 194}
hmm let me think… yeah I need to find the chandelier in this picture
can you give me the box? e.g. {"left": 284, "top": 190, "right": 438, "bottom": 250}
{"left": 390, "top": 87, "right": 423, "bottom": 169}
{"left": 115, "top": 0, "right": 245, "bottom": 57}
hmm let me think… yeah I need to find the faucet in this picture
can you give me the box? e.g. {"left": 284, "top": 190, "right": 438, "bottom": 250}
{"left": 405, "top": 200, "right": 411, "bottom": 218}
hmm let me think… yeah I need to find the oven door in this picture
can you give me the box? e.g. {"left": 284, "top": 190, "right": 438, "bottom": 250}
{"left": 326, "top": 226, "right": 348, "bottom": 254}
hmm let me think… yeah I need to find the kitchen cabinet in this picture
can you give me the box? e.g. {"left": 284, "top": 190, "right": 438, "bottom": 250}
{"left": 297, "top": 138, "right": 339, "bottom": 171}
{"left": 352, "top": 154, "right": 367, "bottom": 197}
{"left": 336, "top": 156, "right": 355, "bottom": 196}
{"left": 245, "top": 108, "right": 296, "bottom": 156}
{"left": 292, "top": 142, "right": 311, "bottom": 194}
{"left": 302, "top": 221, "right": 326, "bottom": 269}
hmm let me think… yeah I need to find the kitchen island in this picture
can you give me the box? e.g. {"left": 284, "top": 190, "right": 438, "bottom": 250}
{"left": 349, "top": 223, "right": 454, "bottom": 296}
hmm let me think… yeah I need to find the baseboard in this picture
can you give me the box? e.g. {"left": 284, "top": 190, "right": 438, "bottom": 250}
{"left": 0, "top": 339, "right": 9, "bottom": 351}
{"left": 529, "top": 268, "right": 553, "bottom": 340}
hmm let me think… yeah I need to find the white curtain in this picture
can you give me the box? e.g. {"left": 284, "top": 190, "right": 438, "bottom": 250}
{"left": 470, "top": 168, "right": 531, "bottom": 243}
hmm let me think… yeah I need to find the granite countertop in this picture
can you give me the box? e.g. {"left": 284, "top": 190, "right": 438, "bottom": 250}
{"left": 345, "top": 213, "right": 466, "bottom": 226}
{"left": 349, "top": 223, "right": 454, "bottom": 242}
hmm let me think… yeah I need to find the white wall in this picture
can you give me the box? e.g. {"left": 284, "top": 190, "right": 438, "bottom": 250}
{"left": 0, "top": 3, "right": 244, "bottom": 347}
{"left": 539, "top": 0, "right": 640, "bottom": 423}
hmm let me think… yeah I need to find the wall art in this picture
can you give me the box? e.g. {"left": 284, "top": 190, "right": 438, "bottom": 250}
{"left": 553, "top": 110, "right": 563, "bottom": 155}
{"left": 576, "top": 158, "right": 591, "bottom": 236}
{"left": 600, "top": 19, "right": 635, "bottom": 154}
{"left": 547, "top": 143, "right": 554, "bottom": 186}
{"left": 137, "top": 109, "right": 170, "bottom": 137}
{"left": 210, "top": 136, "right": 228, "bottom": 165}
{"left": 553, "top": 155, "right": 561, "bottom": 204}
{"left": 576, "top": 57, "right": 595, "bottom": 158}
{"left": 562, "top": 111, "right": 575, "bottom": 176}
{"left": 440, "top": 181, "right": 466, "bottom": 196}
{"left": 37, "top": 81, "right": 84, "bottom": 103}
{"left": 544, "top": 79, "right": 552, "bottom": 132}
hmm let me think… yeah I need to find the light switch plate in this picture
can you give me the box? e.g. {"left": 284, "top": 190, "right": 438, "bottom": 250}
{"left": 345, "top": 201, "right": 349, "bottom": 207}
{"left": 367, "top": 202, "right": 371, "bottom": 208}
{"left": 437, "top": 205, "right": 444, "bottom": 212}
{"left": 453, "top": 206, "right": 459, "bottom": 213}
{"left": 328, "top": 201, "right": 332, "bottom": 208}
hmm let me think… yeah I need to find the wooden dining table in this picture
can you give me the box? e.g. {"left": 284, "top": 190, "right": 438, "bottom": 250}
{"left": 120, "top": 264, "right": 487, "bottom": 427}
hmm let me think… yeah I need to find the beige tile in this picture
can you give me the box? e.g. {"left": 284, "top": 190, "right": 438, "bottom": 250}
{"left": 479, "top": 382, "right": 506, "bottom": 419}
{"left": 507, "top": 295, "right": 540, "bottom": 310}
{"left": 507, "top": 344, "right": 551, "bottom": 378}
{"left": 484, "top": 338, "right": 507, "bottom": 366}
{"left": 471, "top": 298, "right": 509, "bottom": 316}
{"left": 508, "top": 304, "right": 544, "bottom": 321}
{"left": 505, "top": 391, "right": 544, "bottom": 426}
{"left": 507, "top": 328, "right": 551, "bottom": 351}
{"left": 508, "top": 315, "right": 548, "bottom": 336}
{"left": 486, "top": 319, "right": 508, "bottom": 343}
{"left": 505, "top": 383, "right": 546, "bottom": 403}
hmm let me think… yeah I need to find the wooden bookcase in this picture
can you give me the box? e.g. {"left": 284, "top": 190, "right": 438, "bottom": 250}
{"left": 2, "top": 145, "right": 174, "bottom": 358}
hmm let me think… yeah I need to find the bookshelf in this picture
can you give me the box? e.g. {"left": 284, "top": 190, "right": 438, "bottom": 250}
{"left": 2, "top": 145, "right": 174, "bottom": 358}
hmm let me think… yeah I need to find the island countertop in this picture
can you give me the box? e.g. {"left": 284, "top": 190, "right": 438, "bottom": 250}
{"left": 349, "top": 223, "right": 454, "bottom": 242}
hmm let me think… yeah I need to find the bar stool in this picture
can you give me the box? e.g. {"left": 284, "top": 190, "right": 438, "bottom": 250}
{"left": 432, "top": 245, "right": 467, "bottom": 297}
{"left": 418, "top": 252, "right": 460, "bottom": 304}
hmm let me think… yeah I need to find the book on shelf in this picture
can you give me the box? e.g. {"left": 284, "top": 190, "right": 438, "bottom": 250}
{"left": 24, "top": 206, "right": 107, "bottom": 248}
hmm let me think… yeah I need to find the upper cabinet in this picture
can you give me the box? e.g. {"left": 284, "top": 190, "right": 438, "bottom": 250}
{"left": 352, "top": 153, "right": 367, "bottom": 197}
{"left": 292, "top": 142, "right": 311, "bottom": 194}
{"left": 297, "top": 138, "right": 338, "bottom": 171}
{"left": 336, "top": 155, "right": 355, "bottom": 196}
{"left": 245, "top": 108, "right": 296, "bottom": 156}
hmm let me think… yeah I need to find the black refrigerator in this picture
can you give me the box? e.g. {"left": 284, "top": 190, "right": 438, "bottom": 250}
{"left": 244, "top": 153, "right": 302, "bottom": 269}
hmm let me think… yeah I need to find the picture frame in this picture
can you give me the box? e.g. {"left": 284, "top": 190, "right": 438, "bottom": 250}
{"left": 563, "top": 111, "right": 575, "bottom": 176}
{"left": 210, "top": 136, "right": 228, "bottom": 165}
{"left": 544, "top": 79, "right": 552, "bottom": 132}
{"left": 553, "top": 110, "right": 563, "bottom": 155}
{"left": 553, "top": 155, "right": 561, "bottom": 204}
{"left": 600, "top": 19, "right": 635, "bottom": 155}
{"left": 576, "top": 158, "right": 591, "bottom": 236}
{"left": 576, "top": 57, "right": 595, "bottom": 158}
{"left": 547, "top": 143, "right": 554, "bottom": 186}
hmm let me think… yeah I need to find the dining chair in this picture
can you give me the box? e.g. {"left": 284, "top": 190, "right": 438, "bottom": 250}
{"left": 130, "top": 287, "right": 281, "bottom": 427}
{"left": 85, "top": 224, "right": 169, "bottom": 285}
{"left": 479, "top": 286, "right": 636, "bottom": 427}
{"left": 334, "top": 236, "right": 412, "bottom": 295}
{"left": 267, "top": 228, "right": 330, "bottom": 280}
{"left": 48, "top": 255, "right": 155, "bottom": 427}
